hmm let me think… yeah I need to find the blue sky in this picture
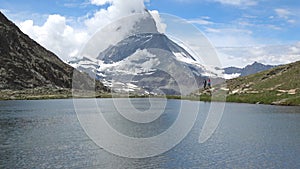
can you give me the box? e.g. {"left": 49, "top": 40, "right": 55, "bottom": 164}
{"left": 1, "top": 0, "right": 300, "bottom": 67}
{"left": 149, "top": 0, "right": 300, "bottom": 44}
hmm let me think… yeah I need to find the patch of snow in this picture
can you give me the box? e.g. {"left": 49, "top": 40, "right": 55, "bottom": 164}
{"left": 69, "top": 63, "right": 79, "bottom": 69}
{"left": 173, "top": 52, "right": 197, "bottom": 65}
{"left": 98, "top": 60, "right": 120, "bottom": 71}
{"left": 223, "top": 73, "right": 241, "bottom": 79}
{"left": 97, "top": 72, "right": 107, "bottom": 77}
{"left": 126, "top": 83, "right": 139, "bottom": 89}
{"left": 172, "top": 51, "right": 225, "bottom": 78}
{"left": 144, "top": 71, "right": 155, "bottom": 75}
{"left": 201, "top": 72, "right": 218, "bottom": 78}
{"left": 80, "top": 64, "right": 96, "bottom": 69}
{"left": 97, "top": 49, "right": 160, "bottom": 76}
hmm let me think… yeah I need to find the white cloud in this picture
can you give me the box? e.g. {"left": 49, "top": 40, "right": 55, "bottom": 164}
{"left": 275, "top": 8, "right": 291, "bottom": 19}
{"left": 205, "top": 28, "right": 255, "bottom": 47}
{"left": 17, "top": 0, "right": 166, "bottom": 61}
{"left": 217, "top": 43, "right": 300, "bottom": 67}
{"left": 213, "top": 0, "right": 257, "bottom": 6}
{"left": 84, "top": 0, "right": 149, "bottom": 34}
{"left": 274, "top": 8, "right": 299, "bottom": 25}
{"left": 217, "top": 51, "right": 245, "bottom": 68}
{"left": 19, "top": 15, "right": 89, "bottom": 60}
{"left": 168, "top": 16, "right": 295, "bottom": 68}
{"left": 0, "top": 9, "right": 10, "bottom": 14}
{"left": 175, "top": 0, "right": 257, "bottom": 6}
{"left": 289, "top": 42, "right": 300, "bottom": 54}
{"left": 288, "top": 19, "right": 296, "bottom": 24}
{"left": 274, "top": 8, "right": 298, "bottom": 24}
{"left": 205, "top": 28, "right": 221, "bottom": 33}
{"left": 90, "top": 0, "right": 113, "bottom": 6}
{"left": 188, "top": 18, "right": 214, "bottom": 25}
{"left": 149, "top": 10, "right": 167, "bottom": 33}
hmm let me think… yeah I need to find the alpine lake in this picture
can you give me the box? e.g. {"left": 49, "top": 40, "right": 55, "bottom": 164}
{"left": 1, "top": 98, "right": 299, "bottom": 168}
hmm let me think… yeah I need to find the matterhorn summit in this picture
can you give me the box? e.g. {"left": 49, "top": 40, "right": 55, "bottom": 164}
{"left": 70, "top": 10, "right": 221, "bottom": 95}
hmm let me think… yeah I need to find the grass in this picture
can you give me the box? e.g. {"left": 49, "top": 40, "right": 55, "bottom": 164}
{"left": 223, "top": 60, "right": 300, "bottom": 106}
{"left": 1, "top": 89, "right": 299, "bottom": 106}
{"left": 226, "top": 92, "right": 300, "bottom": 106}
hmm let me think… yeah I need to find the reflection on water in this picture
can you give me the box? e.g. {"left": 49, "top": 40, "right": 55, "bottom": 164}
{"left": 0, "top": 99, "right": 300, "bottom": 168}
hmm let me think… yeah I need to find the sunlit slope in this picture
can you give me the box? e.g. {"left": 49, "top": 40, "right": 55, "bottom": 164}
{"left": 226, "top": 60, "right": 300, "bottom": 105}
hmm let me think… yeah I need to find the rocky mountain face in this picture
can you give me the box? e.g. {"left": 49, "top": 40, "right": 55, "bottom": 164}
{"left": 97, "top": 33, "right": 197, "bottom": 64}
{"left": 0, "top": 12, "right": 108, "bottom": 96}
{"left": 224, "top": 62, "right": 275, "bottom": 77}
{"left": 70, "top": 12, "right": 222, "bottom": 95}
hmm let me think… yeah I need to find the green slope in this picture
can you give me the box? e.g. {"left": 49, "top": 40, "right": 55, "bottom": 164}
{"left": 225, "top": 60, "right": 300, "bottom": 105}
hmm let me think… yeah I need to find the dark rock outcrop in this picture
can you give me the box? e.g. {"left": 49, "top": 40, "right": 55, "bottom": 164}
{"left": 0, "top": 12, "right": 108, "bottom": 93}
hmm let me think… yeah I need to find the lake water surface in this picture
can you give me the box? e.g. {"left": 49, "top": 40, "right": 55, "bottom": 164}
{"left": 0, "top": 99, "right": 300, "bottom": 168}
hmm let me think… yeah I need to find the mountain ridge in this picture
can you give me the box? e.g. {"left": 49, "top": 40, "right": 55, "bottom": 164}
{"left": 225, "top": 60, "right": 299, "bottom": 105}
{"left": 97, "top": 33, "right": 197, "bottom": 64}
{"left": 0, "top": 12, "right": 109, "bottom": 99}
{"left": 224, "top": 61, "right": 275, "bottom": 77}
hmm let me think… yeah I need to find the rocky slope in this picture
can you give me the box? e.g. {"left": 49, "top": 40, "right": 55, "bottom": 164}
{"left": 225, "top": 60, "right": 300, "bottom": 105}
{"left": 0, "top": 12, "right": 109, "bottom": 99}
{"left": 194, "top": 60, "right": 299, "bottom": 105}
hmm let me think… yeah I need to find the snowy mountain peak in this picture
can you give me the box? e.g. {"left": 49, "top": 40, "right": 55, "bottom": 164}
{"left": 97, "top": 33, "right": 197, "bottom": 64}
{"left": 70, "top": 12, "right": 223, "bottom": 95}
{"left": 81, "top": 11, "right": 159, "bottom": 59}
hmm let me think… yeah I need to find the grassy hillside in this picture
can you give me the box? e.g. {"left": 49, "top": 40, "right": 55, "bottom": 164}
{"left": 225, "top": 60, "right": 300, "bottom": 105}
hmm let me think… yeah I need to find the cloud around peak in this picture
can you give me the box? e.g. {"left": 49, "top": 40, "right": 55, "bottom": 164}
{"left": 17, "top": 0, "right": 165, "bottom": 61}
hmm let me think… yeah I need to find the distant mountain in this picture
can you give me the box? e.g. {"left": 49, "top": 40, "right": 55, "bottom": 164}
{"left": 70, "top": 12, "right": 222, "bottom": 95}
{"left": 225, "top": 60, "right": 300, "bottom": 105}
{"left": 0, "top": 12, "right": 108, "bottom": 99}
{"left": 224, "top": 62, "right": 275, "bottom": 78}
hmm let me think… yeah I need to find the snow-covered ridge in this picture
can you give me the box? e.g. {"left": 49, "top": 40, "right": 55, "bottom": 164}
{"left": 97, "top": 49, "right": 159, "bottom": 75}
{"left": 69, "top": 13, "right": 226, "bottom": 94}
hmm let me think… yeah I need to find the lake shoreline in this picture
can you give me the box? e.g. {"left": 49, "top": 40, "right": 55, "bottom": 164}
{"left": 1, "top": 89, "right": 299, "bottom": 107}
